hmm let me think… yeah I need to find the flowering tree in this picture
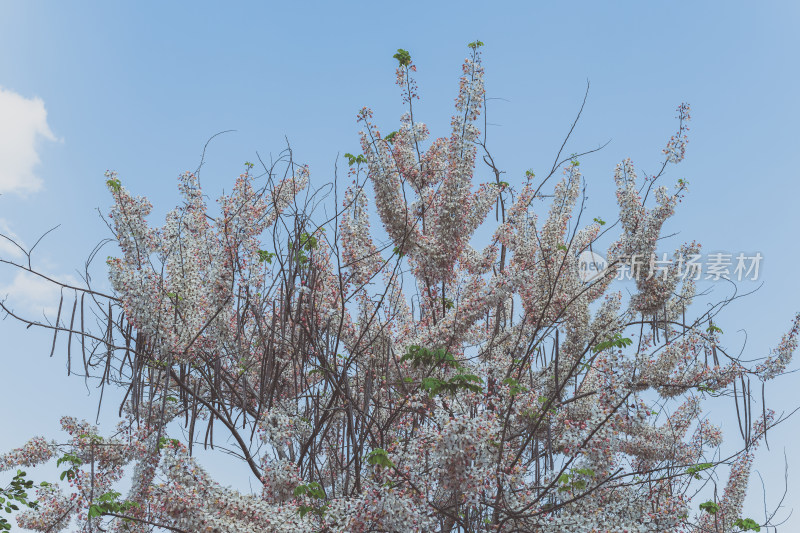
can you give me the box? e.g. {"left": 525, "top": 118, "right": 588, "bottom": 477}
{"left": 1, "top": 43, "right": 798, "bottom": 533}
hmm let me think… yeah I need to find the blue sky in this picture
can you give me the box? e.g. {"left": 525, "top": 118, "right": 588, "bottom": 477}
{"left": 1, "top": 0, "right": 799, "bottom": 528}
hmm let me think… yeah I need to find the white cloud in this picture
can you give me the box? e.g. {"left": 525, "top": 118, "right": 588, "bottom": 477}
{"left": 0, "top": 86, "right": 59, "bottom": 195}
{"left": 0, "top": 218, "right": 25, "bottom": 259}
{"left": 0, "top": 270, "right": 80, "bottom": 317}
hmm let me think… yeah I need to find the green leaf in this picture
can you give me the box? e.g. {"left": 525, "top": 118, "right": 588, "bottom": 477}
{"left": 699, "top": 500, "right": 719, "bottom": 514}
{"left": 467, "top": 40, "right": 484, "bottom": 49}
{"left": 257, "top": 250, "right": 275, "bottom": 264}
{"left": 448, "top": 373, "right": 483, "bottom": 390}
{"left": 56, "top": 453, "right": 82, "bottom": 468}
{"left": 556, "top": 468, "right": 594, "bottom": 493}
{"left": 343, "top": 153, "right": 366, "bottom": 166}
{"left": 365, "top": 448, "right": 395, "bottom": 469}
{"left": 502, "top": 377, "right": 529, "bottom": 397}
{"left": 299, "top": 232, "right": 318, "bottom": 251}
{"left": 294, "top": 482, "right": 326, "bottom": 500}
{"left": 307, "top": 483, "right": 325, "bottom": 500}
{"left": 98, "top": 491, "right": 121, "bottom": 503}
{"left": 686, "top": 462, "right": 713, "bottom": 479}
{"left": 157, "top": 437, "right": 181, "bottom": 450}
{"left": 106, "top": 178, "right": 122, "bottom": 192}
{"left": 734, "top": 517, "right": 761, "bottom": 531}
{"left": 401, "top": 346, "right": 459, "bottom": 370}
{"left": 393, "top": 48, "right": 412, "bottom": 66}
{"left": 384, "top": 131, "right": 398, "bottom": 143}
{"left": 592, "top": 334, "right": 633, "bottom": 353}
{"left": 593, "top": 217, "right": 606, "bottom": 226}
{"left": 421, "top": 377, "right": 445, "bottom": 396}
